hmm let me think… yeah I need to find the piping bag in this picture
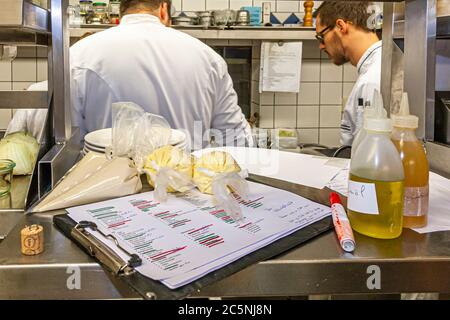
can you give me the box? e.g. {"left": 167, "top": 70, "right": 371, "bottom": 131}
{"left": 143, "top": 145, "right": 195, "bottom": 202}
{"left": 32, "top": 153, "right": 142, "bottom": 212}
{"left": 193, "top": 151, "right": 249, "bottom": 221}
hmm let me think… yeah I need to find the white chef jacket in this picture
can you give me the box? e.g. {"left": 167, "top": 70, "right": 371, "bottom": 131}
{"left": 70, "top": 14, "right": 253, "bottom": 150}
{"left": 6, "top": 81, "right": 48, "bottom": 141}
{"left": 340, "top": 40, "right": 382, "bottom": 146}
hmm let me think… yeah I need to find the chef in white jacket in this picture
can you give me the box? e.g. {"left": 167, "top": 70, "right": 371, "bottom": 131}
{"left": 70, "top": 0, "right": 253, "bottom": 150}
{"left": 314, "top": 1, "right": 382, "bottom": 146}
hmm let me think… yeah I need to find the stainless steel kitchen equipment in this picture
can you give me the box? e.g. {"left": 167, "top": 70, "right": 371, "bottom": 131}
{"left": 213, "top": 9, "right": 237, "bottom": 27}
{"left": 0, "top": 0, "right": 80, "bottom": 211}
{"left": 380, "top": 0, "right": 450, "bottom": 177}
{"left": 435, "top": 91, "right": 450, "bottom": 144}
{"left": 171, "top": 15, "right": 198, "bottom": 26}
{"left": 211, "top": 46, "right": 252, "bottom": 119}
{"left": 235, "top": 10, "right": 250, "bottom": 26}
{"left": 196, "top": 11, "right": 213, "bottom": 27}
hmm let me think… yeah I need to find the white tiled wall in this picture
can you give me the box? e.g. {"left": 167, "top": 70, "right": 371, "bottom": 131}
{"left": 257, "top": 40, "right": 357, "bottom": 147}
{"left": 0, "top": 47, "right": 46, "bottom": 131}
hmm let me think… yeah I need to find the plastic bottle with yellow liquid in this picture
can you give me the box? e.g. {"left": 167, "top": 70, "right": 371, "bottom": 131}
{"left": 348, "top": 92, "right": 405, "bottom": 239}
{"left": 391, "top": 92, "right": 429, "bottom": 228}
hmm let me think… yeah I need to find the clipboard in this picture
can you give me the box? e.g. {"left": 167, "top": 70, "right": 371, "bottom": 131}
{"left": 53, "top": 212, "right": 333, "bottom": 300}
{"left": 53, "top": 175, "right": 337, "bottom": 299}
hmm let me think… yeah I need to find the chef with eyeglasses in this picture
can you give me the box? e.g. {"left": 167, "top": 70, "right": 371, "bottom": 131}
{"left": 314, "top": 1, "right": 382, "bottom": 146}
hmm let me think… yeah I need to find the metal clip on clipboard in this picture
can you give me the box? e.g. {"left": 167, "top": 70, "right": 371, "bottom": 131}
{"left": 71, "top": 221, "right": 142, "bottom": 275}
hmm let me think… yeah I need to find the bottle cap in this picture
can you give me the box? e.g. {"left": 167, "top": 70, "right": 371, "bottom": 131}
{"left": 391, "top": 92, "right": 419, "bottom": 129}
{"left": 364, "top": 89, "right": 392, "bottom": 132}
{"left": 330, "top": 192, "right": 342, "bottom": 205}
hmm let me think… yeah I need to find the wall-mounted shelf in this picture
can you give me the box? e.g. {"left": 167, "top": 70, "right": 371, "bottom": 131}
{"left": 0, "top": 0, "right": 50, "bottom": 45}
{"left": 70, "top": 25, "right": 317, "bottom": 40}
{"left": 394, "top": 15, "right": 450, "bottom": 39}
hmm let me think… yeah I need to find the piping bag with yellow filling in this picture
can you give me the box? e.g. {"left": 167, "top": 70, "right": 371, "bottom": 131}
{"left": 143, "top": 145, "right": 195, "bottom": 202}
{"left": 193, "top": 151, "right": 249, "bottom": 221}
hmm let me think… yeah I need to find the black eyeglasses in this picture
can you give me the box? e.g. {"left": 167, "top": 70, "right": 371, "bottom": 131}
{"left": 315, "top": 21, "right": 354, "bottom": 44}
{"left": 315, "top": 25, "right": 335, "bottom": 44}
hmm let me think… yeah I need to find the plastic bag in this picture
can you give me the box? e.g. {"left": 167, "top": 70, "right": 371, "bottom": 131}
{"left": 193, "top": 151, "right": 248, "bottom": 221}
{"left": 132, "top": 113, "right": 172, "bottom": 172}
{"left": 143, "top": 146, "right": 195, "bottom": 202}
{"left": 109, "top": 102, "right": 145, "bottom": 159}
{"left": 109, "top": 102, "right": 173, "bottom": 172}
{"left": 211, "top": 171, "right": 249, "bottom": 221}
{"left": 193, "top": 151, "right": 242, "bottom": 194}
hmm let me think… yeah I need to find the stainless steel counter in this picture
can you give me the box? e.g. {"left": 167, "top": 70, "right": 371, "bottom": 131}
{"left": 0, "top": 173, "right": 449, "bottom": 299}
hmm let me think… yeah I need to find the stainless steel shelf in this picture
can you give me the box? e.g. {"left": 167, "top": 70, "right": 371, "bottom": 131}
{"left": 70, "top": 25, "right": 317, "bottom": 40}
{"left": 437, "top": 15, "right": 450, "bottom": 39}
{"left": 394, "top": 15, "right": 450, "bottom": 39}
{"left": 0, "top": 0, "right": 50, "bottom": 45}
{"left": 1, "top": 0, "right": 50, "bottom": 32}
{"left": 0, "top": 91, "right": 47, "bottom": 110}
{"left": 0, "top": 0, "right": 79, "bottom": 213}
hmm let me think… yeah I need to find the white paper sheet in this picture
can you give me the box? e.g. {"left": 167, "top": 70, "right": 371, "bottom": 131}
{"left": 326, "top": 167, "right": 350, "bottom": 196}
{"left": 193, "top": 147, "right": 342, "bottom": 190}
{"left": 326, "top": 168, "right": 450, "bottom": 234}
{"left": 412, "top": 172, "right": 450, "bottom": 234}
{"left": 259, "top": 41, "right": 302, "bottom": 93}
{"left": 67, "top": 181, "right": 331, "bottom": 288}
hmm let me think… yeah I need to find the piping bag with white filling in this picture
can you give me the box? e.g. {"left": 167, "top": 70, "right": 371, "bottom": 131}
{"left": 32, "top": 153, "right": 142, "bottom": 212}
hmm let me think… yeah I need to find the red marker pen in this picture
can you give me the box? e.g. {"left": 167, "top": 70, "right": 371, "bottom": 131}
{"left": 329, "top": 192, "right": 355, "bottom": 253}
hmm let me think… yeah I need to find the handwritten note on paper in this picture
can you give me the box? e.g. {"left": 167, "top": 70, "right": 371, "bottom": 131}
{"left": 259, "top": 41, "right": 302, "bottom": 93}
{"left": 67, "top": 181, "right": 331, "bottom": 288}
{"left": 327, "top": 167, "right": 350, "bottom": 197}
{"left": 347, "top": 180, "right": 379, "bottom": 215}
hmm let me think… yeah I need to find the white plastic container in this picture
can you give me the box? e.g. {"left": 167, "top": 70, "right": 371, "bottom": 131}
{"left": 348, "top": 104, "right": 405, "bottom": 239}
{"left": 272, "top": 128, "right": 298, "bottom": 149}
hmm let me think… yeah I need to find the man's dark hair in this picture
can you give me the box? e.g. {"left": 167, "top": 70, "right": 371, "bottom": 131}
{"left": 120, "top": 0, "right": 171, "bottom": 16}
{"left": 313, "top": 1, "right": 375, "bottom": 32}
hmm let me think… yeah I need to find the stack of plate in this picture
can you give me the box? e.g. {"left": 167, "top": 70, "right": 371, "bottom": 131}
{"left": 82, "top": 128, "right": 188, "bottom": 156}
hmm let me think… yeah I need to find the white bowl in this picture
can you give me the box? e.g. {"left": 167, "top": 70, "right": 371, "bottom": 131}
{"left": 84, "top": 128, "right": 112, "bottom": 148}
{"left": 84, "top": 143, "right": 107, "bottom": 153}
{"left": 83, "top": 146, "right": 104, "bottom": 155}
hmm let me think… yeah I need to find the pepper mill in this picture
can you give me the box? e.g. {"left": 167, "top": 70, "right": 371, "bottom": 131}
{"left": 303, "top": 1, "right": 314, "bottom": 27}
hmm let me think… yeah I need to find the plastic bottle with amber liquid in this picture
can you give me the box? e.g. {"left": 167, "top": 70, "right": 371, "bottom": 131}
{"left": 391, "top": 92, "right": 429, "bottom": 228}
{"left": 348, "top": 94, "right": 405, "bottom": 239}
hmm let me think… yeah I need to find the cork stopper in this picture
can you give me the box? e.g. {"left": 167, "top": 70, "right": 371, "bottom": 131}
{"left": 21, "top": 224, "right": 44, "bottom": 256}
